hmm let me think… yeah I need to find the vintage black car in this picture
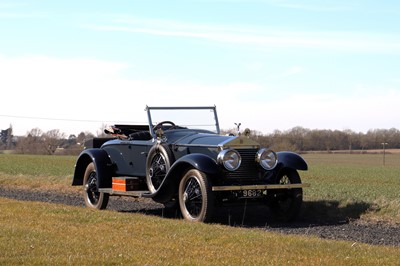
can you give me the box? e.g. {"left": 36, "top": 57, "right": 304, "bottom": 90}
{"left": 72, "top": 106, "right": 308, "bottom": 222}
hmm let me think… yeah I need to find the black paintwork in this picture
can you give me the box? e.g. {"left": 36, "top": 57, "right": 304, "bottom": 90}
{"left": 72, "top": 106, "right": 308, "bottom": 204}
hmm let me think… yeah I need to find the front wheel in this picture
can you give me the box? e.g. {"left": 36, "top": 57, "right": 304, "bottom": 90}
{"left": 268, "top": 168, "right": 303, "bottom": 222}
{"left": 146, "top": 144, "right": 174, "bottom": 193}
{"left": 178, "top": 169, "right": 214, "bottom": 222}
{"left": 83, "top": 162, "right": 109, "bottom": 210}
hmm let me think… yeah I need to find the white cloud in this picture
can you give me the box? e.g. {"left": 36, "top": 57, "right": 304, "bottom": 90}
{"left": 280, "top": 66, "right": 304, "bottom": 77}
{"left": 0, "top": 55, "right": 133, "bottom": 135}
{"left": 86, "top": 18, "right": 400, "bottom": 54}
{"left": 0, "top": 55, "right": 129, "bottom": 110}
{"left": 1, "top": 54, "right": 399, "bottom": 136}
{"left": 265, "top": 0, "right": 355, "bottom": 12}
{"left": 252, "top": 90, "right": 400, "bottom": 133}
{"left": 0, "top": 55, "right": 260, "bottom": 135}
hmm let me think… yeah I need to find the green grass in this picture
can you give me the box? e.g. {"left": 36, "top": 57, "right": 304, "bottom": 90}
{"left": 0, "top": 154, "right": 77, "bottom": 191}
{"left": 0, "top": 154, "right": 76, "bottom": 177}
{"left": 303, "top": 153, "right": 400, "bottom": 201}
{"left": 301, "top": 153, "right": 400, "bottom": 223}
{"left": 1, "top": 153, "right": 400, "bottom": 264}
{"left": 0, "top": 153, "right": 400, "bottom": 223}
{"left": 1, "top": 197, "right": 399, "bottom": 265}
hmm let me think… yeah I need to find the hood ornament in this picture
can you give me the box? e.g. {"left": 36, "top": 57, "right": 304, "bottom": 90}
{"left": 234, "top": 123, "right": 241, "bottom": 136}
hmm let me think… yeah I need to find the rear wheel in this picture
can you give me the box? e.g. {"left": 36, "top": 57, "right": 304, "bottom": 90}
{"left": 83, "top": 162, "right": 109, "bottom": 210}
{"left": 178, "top": 169, "right": 214, "bottom": 222}
{"left": 269, "top": 168, "right": 302, "bottom": 222}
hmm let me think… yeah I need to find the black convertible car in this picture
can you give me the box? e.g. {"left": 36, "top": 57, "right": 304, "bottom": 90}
{"left": 72, "top": 106, "right": 308, "bottom": 222}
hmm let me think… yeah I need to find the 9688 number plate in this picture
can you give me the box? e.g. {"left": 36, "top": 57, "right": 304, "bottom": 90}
{"left": 239, "top": 189, "right": 265, "bottom": 198}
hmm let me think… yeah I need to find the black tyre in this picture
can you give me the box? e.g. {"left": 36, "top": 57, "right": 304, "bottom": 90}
{"left": 269, "top": 168, "right": 303, "bottom": 222}
{"left": 83, "top": 162, "right": 109, "bottom": 210}
{"left": 178, "top": 169, "right": 214, "bottom": 222}
{"left": 146, "top": 144, "right": 174, "bottom": 193}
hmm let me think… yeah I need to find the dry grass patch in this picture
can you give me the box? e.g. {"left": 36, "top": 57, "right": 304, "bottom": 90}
{"left": 1, "top": 198, "right": 399, "bottom": 265}
{"left": 362, "top": 197, "right": 400, "bottom": 224}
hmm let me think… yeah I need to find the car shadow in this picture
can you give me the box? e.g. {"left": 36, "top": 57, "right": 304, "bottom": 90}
{"left": 117, "top": 199, "right": 373, "bottom": 229}
{"left": 210, "top": 200, "right": 372, "bottom": 228}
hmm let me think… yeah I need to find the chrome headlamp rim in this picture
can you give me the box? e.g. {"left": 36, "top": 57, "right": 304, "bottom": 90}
{"left": 256, "top": 148, "right": 278, "bottom": 170}
{"left": 217, "top": 149, "right": 242, "bottom": 171}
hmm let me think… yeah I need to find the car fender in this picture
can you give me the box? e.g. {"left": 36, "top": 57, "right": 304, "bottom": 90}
{"left": 146, "top": 153, "right": 220, "bottom": 203}
{"left": 72, "top": 148, "right": 113, "bottom": 189}
{"left": 276, "top": 151, "right": 308, "bottom": 171}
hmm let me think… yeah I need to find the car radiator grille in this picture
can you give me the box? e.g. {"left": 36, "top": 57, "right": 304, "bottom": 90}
{"left": 225, "top": 149, "right": 259, "bottom": 180}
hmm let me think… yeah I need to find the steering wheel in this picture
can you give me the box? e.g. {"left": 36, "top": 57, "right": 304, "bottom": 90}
{"left": 153, "top": 121, "right": 176, "bottom": 131}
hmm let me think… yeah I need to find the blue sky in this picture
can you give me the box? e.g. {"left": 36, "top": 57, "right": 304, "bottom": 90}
{"left": 1, "top": 0, "right": 400, "bottom": 136}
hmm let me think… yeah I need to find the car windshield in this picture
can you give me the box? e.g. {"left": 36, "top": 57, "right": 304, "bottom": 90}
{"left": 146, "top": 106, "right": 220, "bottom": 134}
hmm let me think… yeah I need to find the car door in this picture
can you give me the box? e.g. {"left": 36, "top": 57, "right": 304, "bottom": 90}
{"left": 102, "top": 140, "right": 152, "bottom": 177}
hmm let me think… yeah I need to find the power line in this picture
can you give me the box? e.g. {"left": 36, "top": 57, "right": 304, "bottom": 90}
{"left": 0, "top": 114, "right": 139, "bottom": 124}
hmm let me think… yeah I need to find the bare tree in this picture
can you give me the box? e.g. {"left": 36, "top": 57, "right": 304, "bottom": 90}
{"left": 10, "top": 124, "right": 400, "bottom": 154}
{"left": 15, "top": 128, "right": 44, "bottom": 154}
{"left": 43, "top": 129, "right": 66, "bottom": 155}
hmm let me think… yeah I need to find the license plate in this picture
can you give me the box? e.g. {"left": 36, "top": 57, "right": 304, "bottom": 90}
{"left": 240, "top": 189, "right": 264, "bottom": 198}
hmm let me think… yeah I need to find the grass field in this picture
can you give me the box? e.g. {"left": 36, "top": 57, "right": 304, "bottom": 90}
{"left": 0, "top": 153, "right": 400, "bottom": 264}
{"left": 1, "top": 153, "right": 399, "bottom": 223}
{"left": 301, "top": 153, "right": 400, "bottom": 223}
{"left": 1, "top": 197, "right": 400, "bottom": 265}
{"left": 0, "top": 154, "right": 77, "bottom": 193}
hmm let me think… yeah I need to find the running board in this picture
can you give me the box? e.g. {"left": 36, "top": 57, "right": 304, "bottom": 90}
{"left": 99, "top": 184, "right": 310, "bottom": 195}
{"left": 212, "top": 183, "right": 310, "bottom": 191}
{"left": 98, "top": 188, "right": 150, "bottom": 197}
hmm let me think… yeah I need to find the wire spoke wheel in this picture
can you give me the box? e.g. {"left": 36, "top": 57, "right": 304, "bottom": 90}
{"left": 183, "top": 177, "right": 203, "bottom": 217}
{"left": 269, "top": 168, "right": 302, "bottom": 222}
{"left": 178, "top": 169, "right": 214, "bottom": 222}
{"left": 86, "top": 172, "right": 100, "bottom": 204}
{"left": 146, "top": 144, "right": 174, "bottom": 193}
{"left": 83, "top": 162, "right": 109, "bottom": 210}
{"left": 149, "top": 153, "right": 167, "bottom": 189}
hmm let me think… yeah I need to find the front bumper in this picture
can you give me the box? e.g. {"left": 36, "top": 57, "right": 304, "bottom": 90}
{"left": 212, "top": 183, "right": 310, "bottom": 191}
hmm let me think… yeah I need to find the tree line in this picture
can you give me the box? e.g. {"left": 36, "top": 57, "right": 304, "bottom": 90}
{"left": 0, "top": 126, "right": 95, "bottom": 155}
{"left": 1, "top": 125, "right": 400, "bottom": 155}
{"left": 246, "top": 127, "right": 400, "bottom": 152}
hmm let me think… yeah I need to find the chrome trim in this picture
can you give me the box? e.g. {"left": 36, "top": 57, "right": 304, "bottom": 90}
{"left": 212, "top": 183, "right": 310, "bottom": 191}
{"left": 218, "top": 136, "right": 238, "bottom": 147}
{"left": 256, "top": 148, "right": 278, "bottom": 170}
{"left": 174, "top": 143, "right": 220, "bottom": 148}
{"left": 217, "top": 149, "right": 242, "bottom": 171}
{"left": 218, "top": 136, "right": 261, "bottom": 150}
{"left": 99, "top": 188, "right": 150, "bottom": 197}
